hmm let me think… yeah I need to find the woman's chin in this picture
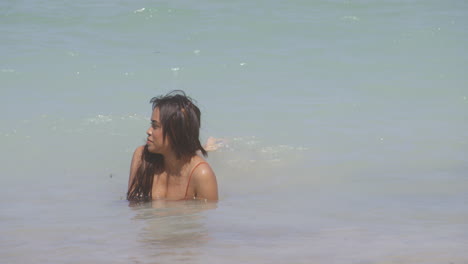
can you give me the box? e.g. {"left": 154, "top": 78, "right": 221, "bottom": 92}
{"left": 146, "top": 145, "right": 155, "bottom": 153}
{"left": 146, "top": 146, "right": 161, "bottom": 154}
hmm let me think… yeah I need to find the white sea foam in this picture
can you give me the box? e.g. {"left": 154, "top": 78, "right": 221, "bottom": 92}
{"left": 84, "top": 114, "right": 113, "bottom": 124}
{"left": 341, "top": 15, "right": 360, "bottom": 22}
{"left": 134, "top": 7, "right": 145, "bottom": 13}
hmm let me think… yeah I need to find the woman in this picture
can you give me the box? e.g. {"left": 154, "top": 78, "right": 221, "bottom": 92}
{"left": 127, "top": 90, "right": 218, "bottom": 202}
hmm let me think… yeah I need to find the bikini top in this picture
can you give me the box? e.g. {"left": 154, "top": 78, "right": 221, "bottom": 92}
{"left": 184, "top": 162, "right": 208, "bottom": 199}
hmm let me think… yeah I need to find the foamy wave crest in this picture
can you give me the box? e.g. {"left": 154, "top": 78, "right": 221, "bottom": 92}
{"left": 83, "top": 113, "right": 148, "bottom": 125}
{"left": 84, "top": 114, "right": 113, "bottom": 124}
{"left": 209, "top": 136, "right": 308, "bottom": 169}
{"left": 341, "top": 16, "right": 360, "bottom": 22}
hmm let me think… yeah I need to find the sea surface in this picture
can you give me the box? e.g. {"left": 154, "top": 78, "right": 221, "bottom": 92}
{"left": 1, "top": 0, "right": 467, "bottom": 263}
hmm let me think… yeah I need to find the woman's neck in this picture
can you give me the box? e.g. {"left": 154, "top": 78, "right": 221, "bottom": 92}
{"left": 163, "top": 151, "right": 191, "bottom": 175}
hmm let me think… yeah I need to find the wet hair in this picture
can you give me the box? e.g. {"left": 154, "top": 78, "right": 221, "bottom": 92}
{"left": 127, "top": 90, "right": 207, "bottom": 202}
{"left": 151, "top": 90, "right": 207, "bottom": 159}
{"left": 127, "top": 145, "right": 162, "bottom": 202}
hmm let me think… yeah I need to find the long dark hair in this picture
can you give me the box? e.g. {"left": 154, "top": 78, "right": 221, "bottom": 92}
{"left": 127, "top": 90, "right": 207, "bottom": 202}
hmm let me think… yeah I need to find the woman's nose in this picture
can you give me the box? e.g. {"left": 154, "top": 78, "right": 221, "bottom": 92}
{"left": 146, "top": 127, "right": 152, "bottom": 136}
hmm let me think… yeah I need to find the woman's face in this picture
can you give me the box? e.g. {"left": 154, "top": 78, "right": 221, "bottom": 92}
{"left": 146, "top": 107, "right": 170, "bottom": 154}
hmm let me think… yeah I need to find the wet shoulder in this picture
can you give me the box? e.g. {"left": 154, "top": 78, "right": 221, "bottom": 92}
{"left": 130, "top": 145, "right": 145, "bottom": 168}
{"left": 189, "top": 157, "right": 215, "bottom": 183}
{"left": 189, "top": 156, "right": 210, "bottom": 172}
{"left": 189, "top": 156, "right": 218, "bottom": 200}
{"left": 134, "top": 145, "right": 145, "bottom": 156}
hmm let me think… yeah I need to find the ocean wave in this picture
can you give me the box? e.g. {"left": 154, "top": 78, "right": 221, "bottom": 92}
{"left": 83, "top": 113, "right": 148, "bottom": 125}
{"left": 209, "top": 136, "right": 309, "bottom": 168}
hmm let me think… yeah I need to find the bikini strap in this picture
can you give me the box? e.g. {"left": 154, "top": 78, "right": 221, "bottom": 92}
{"left": 184, "top": 162, "right": 209, "bottom": 199}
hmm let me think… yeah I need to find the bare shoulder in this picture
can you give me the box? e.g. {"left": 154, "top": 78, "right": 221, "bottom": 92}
{"left": 130, "top": 145, "right": 145, "bottom": 173}
{"left": 191, "top": 158, "right": 218, "bottom": 200}
{"left": 193, "top": 162, "right": 215, "bottom": 180}
{"left": 133, "top": 145, "right": 145, "bottom": 158}
{"left": 128, "top": 145, "right": 145, "bottom": 190}
{"left": 190, "top": 156, "right": 214, "bottom": 177}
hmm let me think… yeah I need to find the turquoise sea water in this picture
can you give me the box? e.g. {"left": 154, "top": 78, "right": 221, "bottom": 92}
{"left": 1, "top": 0, "right": 467, "bottom": 263}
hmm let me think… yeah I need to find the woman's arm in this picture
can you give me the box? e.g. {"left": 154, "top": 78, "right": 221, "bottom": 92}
{"left": 128, "top": 146, "right": 144, "bottom": 193}
{"left": 193, "top": 163, "right": 218, "bottom": 201}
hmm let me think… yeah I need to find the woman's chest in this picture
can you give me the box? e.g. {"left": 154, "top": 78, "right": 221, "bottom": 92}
{"left": 151, "top": 173, "right": 192, "bottom": 200}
